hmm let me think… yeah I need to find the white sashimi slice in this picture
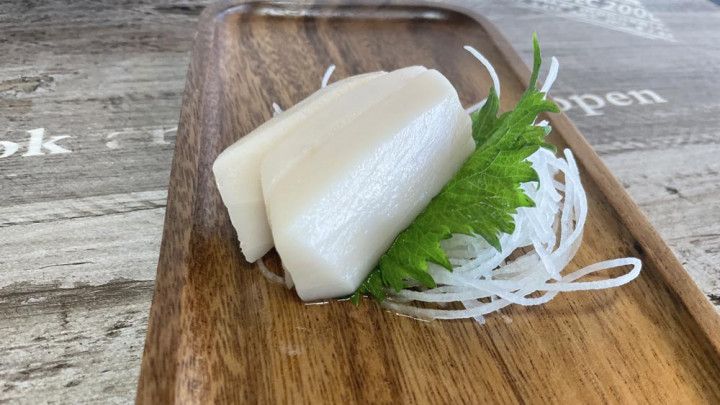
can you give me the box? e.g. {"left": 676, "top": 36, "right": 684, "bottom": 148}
{"left": 260, "top": 66, "right": 427, "bottom": 199}
{"left": 212, "top": 71, "right": 382, "bottom": 262}
{"left": 263, "top": 69, "right": 474, "bottom": 301}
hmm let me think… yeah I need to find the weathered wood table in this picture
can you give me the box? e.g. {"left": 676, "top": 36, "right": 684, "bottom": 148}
{"left": 1, "top": 0, "right": 718, "bottom": 403}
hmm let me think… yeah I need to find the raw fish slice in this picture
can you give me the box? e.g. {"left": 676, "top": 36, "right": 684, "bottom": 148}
{"left": 264, "top": 69, "right": 474, "bottom": 301}
{"left": 213, "top": 72, "right": 382, "bottom": 262}
{"left": 261, "top": 66, "right": 426, "bottom": 199}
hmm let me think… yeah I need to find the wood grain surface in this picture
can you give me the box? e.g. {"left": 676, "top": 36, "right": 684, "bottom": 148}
{"left": 133, "top": 2, "right": 720, "bottom": 403}
{"left": 1, "top": 0, "right": 719, "bottom": 403}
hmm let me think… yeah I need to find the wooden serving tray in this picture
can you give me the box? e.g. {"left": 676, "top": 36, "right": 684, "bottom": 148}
{"left": 137, "top": 1, "right": 720, "bottom": 403}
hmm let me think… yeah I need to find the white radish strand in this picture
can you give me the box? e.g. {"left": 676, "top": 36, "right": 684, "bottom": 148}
{"left": 257, "top": 257, "right": 285, "bottom": 285}
{"left": 383, "top": 259, "right": 641, "bottom": 320}
{"left": 540, "top": 56, "right": 559, "bottom": 95}
{"left": 463, "top": 45, "right": 501, "bottom": 114}
{"left": 463, "top": 45, "right": 501, "bottom": 97}
{"left": 271, "top": 65, "right": 336, "bottom": 115}
{"left": 321, "top": 64, "right": 336, "bottom": 88}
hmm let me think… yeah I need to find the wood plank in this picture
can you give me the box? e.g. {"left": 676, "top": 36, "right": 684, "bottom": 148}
{"left": 0, "top": 206, "right": 164, "bottom": 289}
{"left": 603, "top": 145, "right": 720, "bottom": 303}
{"left": 0, "top": 2, "right": 207, "bottom": 402}
{"left": 0, "top": 280, "right": 153, "bottom": 403}
{"left": 0, "top": 190, "right": 166, "bottom": 228}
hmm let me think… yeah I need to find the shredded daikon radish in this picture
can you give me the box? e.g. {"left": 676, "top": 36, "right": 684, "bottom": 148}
{"left": 463, "top": 45, "right": 500, "bottom": 114}
{"left": 270, "top": 65, "right": 335, "bottom": 115}
{"left": 321, "top": 65, "right": 336, "bottom": 88}
{"left": 257, "top": 257, "right": 285, "bottom": 285}
{"left": 540, "top": 56, "right": 559, "bottom": 95}
{"left": 462, "top": 46, "right": 557, "bottom": 113}
{"left": 382, "top": 148, "right": 642, "bottom": 321}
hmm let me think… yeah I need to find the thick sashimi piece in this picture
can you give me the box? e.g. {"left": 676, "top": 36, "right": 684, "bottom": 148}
{"left": 260, "top": 66, "right": 426, "bottom": 199}
{"left": 212, "top": 72, "right": 381, "bottom": 262}
{"left": 264, "top": 69, "right": 474, "bottom": 301}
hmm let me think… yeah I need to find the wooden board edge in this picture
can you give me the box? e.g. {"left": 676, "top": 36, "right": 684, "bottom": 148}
{"left": 135, "top": 1, "right": 233, "bottom": 403}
